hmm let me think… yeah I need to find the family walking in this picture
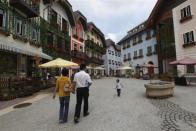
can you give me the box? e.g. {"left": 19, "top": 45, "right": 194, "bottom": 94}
{"left": 53, "top": 64, "right": 92, "bottom": 124}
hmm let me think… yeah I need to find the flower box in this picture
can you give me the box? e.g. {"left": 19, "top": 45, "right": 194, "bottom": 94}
{"left": 183, "top": 42, "right": 196, "bottom": 48}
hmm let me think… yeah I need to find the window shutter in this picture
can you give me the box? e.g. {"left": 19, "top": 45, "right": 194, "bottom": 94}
{"left": 181, "top": 9, "right": 184, "bottom": 18}
{"left": 187, "top": 5, "right": 191, "bottom": 16}
{"left": 190, "top": 31, "right": 194, "bottom": 42}
{"left": 183, "top": 33, "right": 187, "bottom": 44}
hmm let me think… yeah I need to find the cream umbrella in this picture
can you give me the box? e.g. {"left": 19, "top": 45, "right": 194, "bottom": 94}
{"left": 94, "top": 66, "right": 105, "bottom": 70}
{"left": 39, "top": 58, "right": 78, "bottom": 68}
{"left": 117, "top": 66, "right": 132, "bottom": 70}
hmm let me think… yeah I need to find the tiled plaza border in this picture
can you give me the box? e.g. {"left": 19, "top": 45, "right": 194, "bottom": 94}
{"left": 150, "top": 99, "right": 196, "bottom": 131}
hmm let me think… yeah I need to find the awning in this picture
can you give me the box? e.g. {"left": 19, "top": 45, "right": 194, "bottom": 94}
{"left": 0, "top": 40, "right": 52, "bottom": 60}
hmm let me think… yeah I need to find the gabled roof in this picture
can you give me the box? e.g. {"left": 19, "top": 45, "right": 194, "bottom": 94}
{"left": 106, "top": 39, "right": 121, "bottom": 52}
{"left": 57, "top": 0, "right": 75, "bottom": 27}
{"left": 117, "top": 21, "right": 146, "bottom": 45}
{"left": 88, "top": 22, "right": 106, "bottom": 47}
{"left": 146, "top": 0, "right": 187, "bottom": 27}
{"left": 74, "top": 11, "right": 87, "bottom": 30}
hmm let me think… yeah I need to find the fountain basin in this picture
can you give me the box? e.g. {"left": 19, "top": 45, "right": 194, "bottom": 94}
{"left": 144, "top": 82, "right": 175, "bottom": 98}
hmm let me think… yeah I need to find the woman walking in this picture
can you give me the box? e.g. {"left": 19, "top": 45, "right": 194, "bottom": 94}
{"left": 53, "top": 68, "right": 72, "bottom": 123}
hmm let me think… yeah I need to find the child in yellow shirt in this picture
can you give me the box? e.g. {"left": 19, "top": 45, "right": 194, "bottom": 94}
{"left": 53, "top": 68, "right": 72, "bottom": 123}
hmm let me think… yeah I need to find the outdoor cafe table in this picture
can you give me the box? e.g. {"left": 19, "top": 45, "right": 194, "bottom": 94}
{"left": 184, "top": 74, "right": 196, "bottom": 85}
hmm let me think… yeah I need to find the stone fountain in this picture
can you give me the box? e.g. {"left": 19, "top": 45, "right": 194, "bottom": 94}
{"left": 144, "top": 81, "right": 175, "bottom": 98}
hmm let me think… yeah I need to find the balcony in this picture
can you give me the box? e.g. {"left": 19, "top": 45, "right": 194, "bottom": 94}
{"left": 85, "top": 39, "right": 105, "bottom": 54}
{"left": 10, "top": 0, "right": 39, "bottom": 18}
{"left": 180, "top": 15, "right": 193, "bottom": 23}
{"left": 72, "top": 34, "right": 78, "bottom": 39}
{"left": 122, "top": 47, "right": 126, "bottom": 50}
{"left": 71, "top": 50, "right": 86, "bottom": 60}
{"left": 183, "top": 41, "right": 196, "bottom": 48}
{"left": 90, "top": 57, "right": 103, "bottom": 64}
{"left": 133, "top": 56, "right": 138, "bottom": 59}
{"left": 146, "top": 36, "right": 151, "bottom": 40}
{"left": 138, "top": 40, "right": 143, "bottom": 43}
{"left": 133, "top": 42, "right": 137, "bottom": 46}
{"left": 127, "top": 58, "right": 132, "bottom": 61}
{"left": 127, "top": 45, "right": 131, "bottom": 48}
{"left": 79, "top": 38, "right": 84, "bottom": 42}
{"left": 138, "top": 55, "right": 144, "bottom": 59}
{"left": 146, "top": 52, "right": 153, "bottom": 56}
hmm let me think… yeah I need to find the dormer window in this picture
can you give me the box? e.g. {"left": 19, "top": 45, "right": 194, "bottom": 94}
{"left": 180, "top": 5, "right": 192, "bottom": 23}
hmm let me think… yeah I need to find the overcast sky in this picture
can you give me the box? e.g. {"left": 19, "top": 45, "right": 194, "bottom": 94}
{"left": 70, "top": 0, "right": 157, "bottom": 43}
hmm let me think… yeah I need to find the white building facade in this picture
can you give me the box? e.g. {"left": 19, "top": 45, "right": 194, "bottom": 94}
{"left": 118, "top": 22, "right": 159, "bottom": 75}
{"left": 173, "top": 0, "right": 196, "bottom": 75}
{"left": 104, "top": 39, "right": 121, "bottom": 76}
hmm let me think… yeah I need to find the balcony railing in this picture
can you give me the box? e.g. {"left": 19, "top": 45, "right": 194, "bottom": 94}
{"left": 85, "top": 39, "right": 106, "bottom": 54}
{"left": 10, "top": 0, "right": 39, "bottom": 18}
{"left": 133, "top": 56, "right": 138, "bottom": 59}
{"left": 71, "top": 50, "right": 86, "bottom": 60}
{"left": 146, "top": 52, "right": 153, "bottom": 56}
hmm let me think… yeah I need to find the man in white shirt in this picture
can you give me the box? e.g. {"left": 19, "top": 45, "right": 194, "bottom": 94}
{"left": 73, "top": 64, "right": 92, "bottom": 123}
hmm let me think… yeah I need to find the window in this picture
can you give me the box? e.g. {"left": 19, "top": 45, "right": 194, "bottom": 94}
{"left": 47, "top": 32, "right": 53, "bottom": 46}
{"left": 74, "top": 43, "right": 77, "bottom": 50}
{"left": 57, "top": 14, "right": 61, "bottom": 28}
{"left": 62, "top": 18, "right": 68, "bottom": 33}
{"left": 181, "top": 5, "right": 191, "bottom": 19}
{"left": 91, "top": 38, "right": 94, "bottom": 42}
{"left": 134, "top": 51, "right": 137, "bottom": 57}
{"left": 133, "top": 37, "right": 137, "bottom": 45}
{"left": 154, "top": 44, "right": 157, "bottom": 54}
{"left": 112, "top": 60, "right": 114, "bottom": 65}
{"left": 112, "top": 51, "right": 114, "bottom": 55}
{"left": 123, "top": 43, "right": 127, "bottom": 49}
{"left": 16, "top": 19, "right": 22, "bottom": 35}
{"left": 0, "top": 8, "right": 6, "bottom": 28}
{"left": 138, "top": 34, "right": 142, "bottom": 43}
{"left": 51, "top": 9, "right": 57, "bottom": 25}
{"left": 115, "top": 52, "right": 117, "bottom": 56}
{"left": 80, "top": 46, "right": 83, "bottom": 51}
{"left": 118, "top": 52, "right": 121, "bottom": 57}
{"left": 109, "top": 60, "right": 111, "bottom": 64}
{"left": 139, "top": 49, "right": 143, "bottom": 56}
{"left": 87, "top": 35, "right": 90, "bottom": 40}
{"left": 183, "top": 31, "right": 194, "bottom": 44}
{"left": 108, "top": 50, "right": 111, "bottom": 54}
{"left": 147, "top": 46, "right": 152, "bottom": 54}
{"left": 146, "top": 30, "right": 151, "bottom": 40}
{"left": 124, "top": 54, "right": 126, "bottom": 59}
{"left": 187, "top": 65, "right": 195, "bottom": 73}
{"left": 32, "top": 28, "right": 37, "bottom": 41}
{"left": 128, "top": 53, "right": 131, "bottom": 59}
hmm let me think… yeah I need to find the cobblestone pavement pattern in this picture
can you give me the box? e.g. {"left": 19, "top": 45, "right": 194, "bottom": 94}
{"left": 150, "top": 99, "right": 196, "bottom": 131}
{"left": 0, "top": 78, "right": 196, "bottom": 131}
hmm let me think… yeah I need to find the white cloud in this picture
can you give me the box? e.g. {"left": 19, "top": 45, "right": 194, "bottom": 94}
{"left": 70, "top": 0, "right": 157, "bottom": 42}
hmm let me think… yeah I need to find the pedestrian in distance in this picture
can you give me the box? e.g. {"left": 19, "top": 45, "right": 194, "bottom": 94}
{"left": 53, "top": 68, "right": 73, "bottom": 124}
{"left": 115, "top": 79, "right": 124, "bottom": 97}
{"left": 72, "top": 64, "right": 92, "bottom": 124}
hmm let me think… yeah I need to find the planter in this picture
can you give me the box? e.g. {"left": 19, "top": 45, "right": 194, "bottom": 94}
{"left": 144, "top": 82, "right": 175, "bottom": 98}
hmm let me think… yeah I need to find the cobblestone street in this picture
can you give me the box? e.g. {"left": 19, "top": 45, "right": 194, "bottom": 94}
{"left": 0, "top": 78, "right": 196, "bottom": 131}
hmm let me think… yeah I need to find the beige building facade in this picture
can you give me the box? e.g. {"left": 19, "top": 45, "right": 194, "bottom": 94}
{"left": 173, "top": 0, "right": 196, "bottom": 75}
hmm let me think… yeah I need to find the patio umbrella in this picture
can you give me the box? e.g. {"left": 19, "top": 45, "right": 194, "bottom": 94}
{"left": 142, "top": 64, "right": 158, "bottom": 68}
{"left": 94, "top": 66, "right": 105, "bottom": 70}
{"left": 39, "top": 58, "right": 78, "bottom": 68}
{"left": 117, "top": 66, "right": 132, "bottom": 70}
{"left": 170, "top": 57, "right": 196, "bottom": 65}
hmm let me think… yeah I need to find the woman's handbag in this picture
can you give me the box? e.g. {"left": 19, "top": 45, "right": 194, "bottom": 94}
{"left": 64, "top": 84, "right": 70, "bottom": 92}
